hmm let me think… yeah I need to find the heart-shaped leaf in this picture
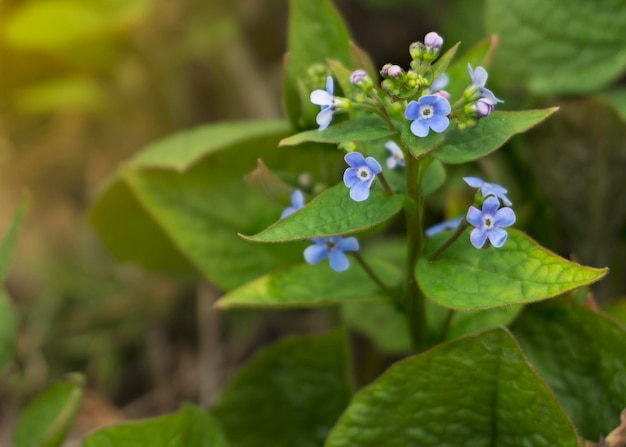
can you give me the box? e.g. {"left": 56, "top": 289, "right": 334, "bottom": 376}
{"left": 417, "top": 229, "right": 607, "bottom": 310}
{"left": 325, "top": 328, "right": 580, "bottom": 446}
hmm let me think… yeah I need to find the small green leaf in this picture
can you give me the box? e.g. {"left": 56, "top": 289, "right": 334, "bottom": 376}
{"left": 243, "top": 183, "right": 405, "bottom": 242}
{"left": 284, "top": 0, "right": 351, "bottom": 129}
{"left": 216, "top": 259, "right": 401, "bottom": 309}
{"left": 511, "top": 300, "right": 626, "bottom": 440}
{"left": 212, "top": 330, "right": 353, "bottom": 447}
{"left": 280, "top": 117, "right": 396, "bottom": 147}
{"left": 83, "top": 404, "right": 229, "bottom": 447}
{"left": 434, "top": 108, "right": 558, "bottom": 164}
{"left": 417, "top": 229, "right": 608, "bottom": 310}
{"left": 325, "top": 328, "right": 580, "bottom": 447}
{"left": 14, "top": 375, "right": 85, "bottom": 447}
{"left": 431, "top": 42, "right": 460, "bottom": 80}
{"left": 486, "top": 0, "right": 626, "bottom": 94}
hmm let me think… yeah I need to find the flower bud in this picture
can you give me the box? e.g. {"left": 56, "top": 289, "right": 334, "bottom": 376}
{"left": 424, "top": 32, "right": 443, "bottom": 49}
{"left": 409, "top": 41, "right": 425, "bottom": 60}
{"left": 350, "top": 69, "right": 367, "bottom": 85}
{"left": 436, "top": 90, "right": 451, "bottom": 100}
{"left": 380, "top": 63, "right": 393, "bottom": 77}
{"left": 387, "top": 64, "right": 403, "bottom": 78}
{"left": 475, "top": 98, "right": 495, "bottom": 117}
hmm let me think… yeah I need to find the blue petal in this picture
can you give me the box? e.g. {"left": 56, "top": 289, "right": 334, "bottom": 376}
{"left": 470, "top": 227, "right": 488, "bottom": 248}
{"left": 432, "top": 97, "right": 451, "bottom": 115}
{"left": 488, "top": 227, "right": 508, "bottom": 248}
{"left": 343, "top": 167, "right": 359, "bottom": 188}
{"left": 329, "top": 250, "right": 350, "bottom": 272}
{"left": 335, "top": 236, "right": 359, "bottom": 252}
{"left": 463, "top": 176, "right": 484, "bottom": 188}
{"left": 304, "top": 243, "right": 328, "bottom": 265}
{"left": 349, "top": 180, "right": 372, "bottom": 202}
{"left": 468, "top": 64, "right": 488, "bottom": 87}
{"left": 291, "top": 190, "right": 305, "bottom": 209}
{"left": 310, "top": 90, "right": 333, "bottom": 106}
{"left": 430, "top": 73, "right": 449, "bottom": 91}
{"left": 280, "top": 206, "right": 297, "bottom": 219}
{"left": 364, "top": 157, "right": 382, "bottom": 174}
{"left": 385, "top": 141, "right": 402, "bottom": 157}
{"left": 325, "top": 76, "right": 334, "bottom": 96}
{"left": 405, "top": 101, "right": 420, "bottom": 120}
{"left": 425, "top": 216, "right": 463, "bottom": 237}
{"left": 418, "top": 95, "right": 438, "bottom": 106}
{"left": 429, "top": 115, "right": 450, "bottom": 133}
{"left": 344, "top": 151, "right": 365, "bottom": 168}
{"left": 482, "top": 196, "right": 501, "bottom": 215}
{"left": 316, "top": 108, "right": 334, "bottom": 129}
{"left": 481, "top": 87, "right": 503, "bottom": 104}
{"left": 410, "top": 119, "right": 430, "bottom": 137}
{"left": 494, "top": 207, "right": 516, "bottom": 227}
{"left": 466, "top": 206, "right": 483, "bottom": 227}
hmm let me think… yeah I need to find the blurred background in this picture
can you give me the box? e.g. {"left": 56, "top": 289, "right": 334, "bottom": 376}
{"left": 0, "top": 0, "right": 624, "bottom": 442}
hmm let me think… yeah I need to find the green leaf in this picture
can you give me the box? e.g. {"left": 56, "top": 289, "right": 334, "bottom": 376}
{"left": 14, "top": 375, "right": 85, "bottom": 447}
{"left": 600, "top": 88, "right": 626, "bottom": 122}
{"left": 0, "top": 196, "right": 29, "bottom": 283}
{"left": 485, "top": 0, "right": 626, "bottom": 94}
{"left": 212, "top": 330, "right": 353, "bottom": 447}
{"left": 243, "top": 183, "right": 405, "bottom": 242}
{"left": 0, "top": 290, "right": 17, "bottom": 373}
{"left": 216, "top": 258, "right": 401, "bottom": 309}
{"left": 284, "top": 0, "right": 352, "bottom": 129}
{"left": 431, "top": 42, "right": 460, "bottom": 80}
{"left": 446, "top": 305, "right": 522, "bottom": 340}
{"left": 280, "top": 117, "right": 396, "bottom": 147}
{"left": 433, "top": 108, "right": 558, "bottom": 164}
{"left": 325, "top": 328, "right": 580, "bottom": 447}
{"left": 83, "top": 404, "right": 229, "bottom": 447}
{"left": 510, "top": 300, "right": 626, "bottom": 440}
{"left": 14, "top": 77, "right": 105, "bottom": 114}
{"left": 417, "top": 229, "right": 608, "bottom": 310}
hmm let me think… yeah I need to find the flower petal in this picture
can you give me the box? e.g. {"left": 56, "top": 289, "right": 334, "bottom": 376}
{"left": 385, "top": 141, "right": 402, "bottom": 157}
{"left": 291, "top": 190, "right": 304, "bottom": 209}
{"left": 466, "top": 206, "right": 483, "bottom": 227}
{"left": 280, "top": 206, "right": 296, "bottom": 219}
{"left": 310, "top": 90, "right": 333, "bottom": 106}
{"left": 488, "top": 227, "right": 508, "bottom": 248}
{"left": 469, "top": 64, "right": 488, "bottom": 87}
{"left": 343, "top": 168, "right": 359, "bottom": 188}
{"left": 470, "top": 227, "right": 488, "bottom": 248}
{"left": 463, "top": 176, "right": 484, "bottom": 188}
{"left": 430, "top": 73, "right": 449, "bottom": 91}
{"left": 304, "top": 243, "right": 328, "bottom": 265}
{"left": 410, "top": 119, "right": 430, "bottom": 137}
{"left": 429, "top": 115, "right": 450, "bottom": 133}
{"left": 344, "top": 151, "right": 365, "bottom": 168}
{"left": 336, "top": 237, "right": 359, "bottom": 252}
{"left": 349, "top": 180, "right": 372, "bottom": 202}
{"left": 432, "top": 97, "right": 451, "bottom": 115}
{"left": 364, "top": 157, "right": 382, "bottom": 174}
{"left": 405, "top": 101, "right": 420, "bottom": 120}
{"left": 325, "top": 76, "right": 334, "bottom": 96}
{"left": 493, "top": 206, "right": 516, "bottom": 227}
{"left": 481, "top": 196, "right": 501, "bottom": 215}
{"left": 328, "top": 249, "right": 350, "bottom": 272}
{"left": 425, "top": 216, "right": 463, "bottom": 237}
{"left": 480, "top": 87, "right": 503, "bottom": 104}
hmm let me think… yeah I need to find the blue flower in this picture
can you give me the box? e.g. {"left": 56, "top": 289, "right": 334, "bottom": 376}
{"left": 425, "top": 216, "right": 463, "bottom": 237}
{"left": 430, "top": 73, "right": 449, "bottom": 92}
{"left": 310, "top": 76, "right": 336, "bottom": 130}
{"left": 467, "top": 64, "right": 503, "bottom": 104}
{"left": 343, "top": 152, "right": 382, "bottom": 202}
{"left": 463, "top": 176, "right": 512, "bottom": 206}
{"left": 405, "top": 95, "right": 451, "bottom": 137}
{"left": 281, "top": 190, "right": 305, "bottom": 218}
{"left": 466, "top": 196, "right": 516, "bottom": 248}
{"left": 384, "top": 141, "right": 405, "bottom": 169}
{"left": 304, "top": 236, "right": 359, "bottom": 272}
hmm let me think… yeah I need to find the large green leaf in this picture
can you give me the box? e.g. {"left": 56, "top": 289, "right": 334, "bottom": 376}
{"left": 433, "top": 109, "right": 557, "bottom": 164}
{"left": 284, "top": 0, "right": 352, "bottom": 129}
{"left": 417, "top": 229, "right": 607, "bottom": 310}
{"left": 280, "top": 117, "right": 396, "bottom": 146}
{"left": 216, "top": 258, "right": 401, "bottom": 309}
{"left": 510, "top": 300, "right": 626, "bottom": 441}
{"left": 485, "top": 0, "right": 626, "bottom": 94}
{"left": 83, "top": 404, "right": 229, "bottom": 447}
{"left": 325, "top": 328, "right": 580, "bottom": 447}
{"left": 14, "top": 375, "right": 84, "bottom": 447}
{"left": 212, "top": 330, "right": 353, "bottom": 447}
{"left": 243, "top": 183, "right": 405, "bottom": 242}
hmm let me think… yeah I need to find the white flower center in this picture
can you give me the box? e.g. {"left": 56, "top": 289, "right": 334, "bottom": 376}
{"left": 357, "top": 167, "right": 372, "bottom": 181}
{"left": 483, "top": 216, "right": 494, "bottom": 229}
{"left": 419, "top": 104, "right": 434, "bottom": 119}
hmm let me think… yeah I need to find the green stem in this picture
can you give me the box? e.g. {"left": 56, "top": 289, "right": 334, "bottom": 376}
{"left": 439, "top": 309, "right": 455, "bottom": 341}
{"left": 428, "top": 221, "right": 469, "bottom": 262}
{"left": 377, "top": 172, "right": 394, "bottom": 196}
{"left": 352, "top": 252, "right": 398, "bottom": 302}
{"left": 404, "top": 153, "right": 429, "bottom": 353}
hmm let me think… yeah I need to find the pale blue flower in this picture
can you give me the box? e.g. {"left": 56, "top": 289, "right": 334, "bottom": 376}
{"left": 304, "top": 236, "right": 359, "bottom": 272}
{"left": 281, "top": 190, "right": 305, "bottom": 218}
{"left": 384, "top": 141, "right": 405, "bottom": 169}
{"left": 405, "top": 95, "right": 451, "bottom": 137}
{"left": 466, "top": 196, "right": 516, "bottom": 248}
{"left": 425, "top": 216, "right": 463, "bottom": 237}
{"left": 430, "top": 73, "right": 449, "bottom": 92}
{"left": 467, "top": 64, "right": 503, "bottom": 104}
{"left": 343, "top": 152, "right": 382, "bottom": 202}
{"left": 463, "top": 176, "right": 512, "bottom": 206}
{"left": 310, "top": 76, "right": 336, "bottom": 130}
